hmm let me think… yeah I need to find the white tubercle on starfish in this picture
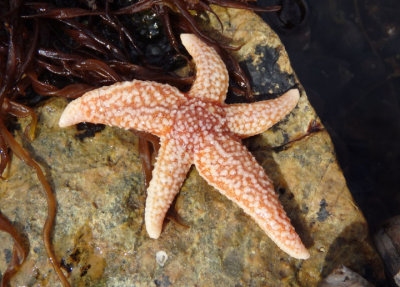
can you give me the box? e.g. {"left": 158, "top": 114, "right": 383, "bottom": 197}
{"left": 59, "top": 33, "right": 310, "bottom": 260}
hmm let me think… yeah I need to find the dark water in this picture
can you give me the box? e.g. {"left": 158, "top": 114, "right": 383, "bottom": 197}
{"left": 260, "top": 0, "right": 400, "bottom": 232}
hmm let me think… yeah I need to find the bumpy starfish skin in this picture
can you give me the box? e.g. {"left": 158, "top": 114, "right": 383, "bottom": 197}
{"left": 59, "top": 34, "right": 310, "bottom": 259}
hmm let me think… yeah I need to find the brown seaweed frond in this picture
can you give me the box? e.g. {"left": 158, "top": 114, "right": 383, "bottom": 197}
{"left": 0, "top": 119, "right": 71, "bottom": 287}
{"left": 24, "top": 0, "right": 280, "bottom": 99}
{"left": 113, "top": 0, "right": 280, "bottom": 100}
{"left": 133, "top": 130, "right": 161, "bottom": 188}
{"left": 0, "top": 1, "right": 70, "bottom": 286}
{"left": 0, "top": 212, "right": 29, "bottom": 287}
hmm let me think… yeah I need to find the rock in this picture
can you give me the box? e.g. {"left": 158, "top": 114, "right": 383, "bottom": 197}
{"left": 319, "top": 265, "right": 374, "bottom": 287}
{"left": 374, "top": 216, "right": 400, "bottom": 286}
{"left": 0, "top": 7, "right": 384, "bottom": 287}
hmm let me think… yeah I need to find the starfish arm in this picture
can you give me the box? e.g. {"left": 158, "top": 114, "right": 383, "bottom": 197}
{"left": 194, "top": 133, "right": 310, "bottom": 259}
{"left": 59, "top": 80, "right": 186, "bottom": 137}
{"left": 223, "top": 89, "right": 300, "bottom": 138}
{"left": 181, "top": 34, "right": 229, "bottom": 103}
{"left": 145, "top": 137, "right": 192, "bottom": 239}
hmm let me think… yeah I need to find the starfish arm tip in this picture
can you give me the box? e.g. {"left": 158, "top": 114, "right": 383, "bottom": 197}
{"left": 147, "top": 227, "right": 161, "bottom": 239}
{"left": 299, "top": 250, "right": 311, "bottom": 260}
{"left": 180, "top": 33, "right": 193, "bottom": 43}
{"left": 58, "top": 102, "right": 81, "bottom": 128}
{"left": 145, "top": 212, "right": 163, "bottom": 239}
{"left": 267, "top": 227, "right": 310, "bottom": 260}
{"left": 274, "top": 227, "right": 310, "bottom": 260}
{"left": 295, "top": 250, "right": 310, "bottom": 260}
{"left": 285, "top": 88, "right": 300, "bottom": 105}
{"left": 287, "top": 245, "right": 310, "bottom": 260}
{"left": 58, "top": 115, "right": 71, "bottom": 128}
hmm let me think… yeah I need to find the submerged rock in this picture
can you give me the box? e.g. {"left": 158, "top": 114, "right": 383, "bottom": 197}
{"left": 0, "top": 7, "right": 384, "bottom": 287}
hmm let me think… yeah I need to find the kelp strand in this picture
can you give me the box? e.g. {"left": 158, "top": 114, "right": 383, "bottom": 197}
{"left": 0, "top": 119, "right": 71, "bottom": 287}
{"left": 0, "top": 211, "right": 28, "bottom": 287}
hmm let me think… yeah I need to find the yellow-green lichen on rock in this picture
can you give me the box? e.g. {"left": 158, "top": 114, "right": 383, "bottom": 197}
{"left": 0, "top": 7, "right": 384, "bottom": 287}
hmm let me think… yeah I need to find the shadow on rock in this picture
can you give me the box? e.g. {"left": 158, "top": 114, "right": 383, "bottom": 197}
{"left": 318, "top": 221, "right": 386, "bottom": 287}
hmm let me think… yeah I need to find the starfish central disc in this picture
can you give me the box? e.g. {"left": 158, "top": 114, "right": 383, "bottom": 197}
{"left": 169, "top": 99, "right": 228, "bottom": 153}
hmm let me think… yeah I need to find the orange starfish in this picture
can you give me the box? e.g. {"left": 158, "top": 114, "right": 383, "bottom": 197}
{"left": 59, "top": 34, "right": 310, "bottom": 259}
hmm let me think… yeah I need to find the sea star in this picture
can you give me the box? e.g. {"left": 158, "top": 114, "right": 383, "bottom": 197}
{"left": 59, "top": 34, "right": 310, "bottom": 259}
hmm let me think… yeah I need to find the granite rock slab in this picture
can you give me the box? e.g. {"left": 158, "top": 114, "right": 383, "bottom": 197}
{"left": 0, "top": 7, "right": 384, "bottom": 287}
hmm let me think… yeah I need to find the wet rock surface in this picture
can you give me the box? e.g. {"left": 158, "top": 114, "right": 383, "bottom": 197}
{"left": 0, "top": 7, "right": 384, "bottom": 287}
